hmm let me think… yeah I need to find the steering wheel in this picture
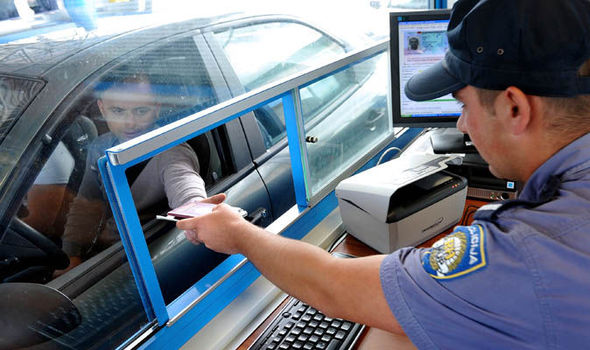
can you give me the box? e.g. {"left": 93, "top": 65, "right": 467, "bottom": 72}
{"left": 5, "top": 218, "right": 70, "bottom": 272}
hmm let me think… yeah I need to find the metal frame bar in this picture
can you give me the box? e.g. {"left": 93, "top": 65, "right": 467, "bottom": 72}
{"left": 283, "top": 90, "right": 311, "bottom": 210}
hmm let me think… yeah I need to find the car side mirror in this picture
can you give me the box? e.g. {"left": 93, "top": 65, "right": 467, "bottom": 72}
{"left": 0, "top": 283, "right": 81, "bottom": 349}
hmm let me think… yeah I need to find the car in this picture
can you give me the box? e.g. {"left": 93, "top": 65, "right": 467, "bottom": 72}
{"left": 0, "top": 12, "right": 390, "bottom": 348}
{"left": 0, "top": 0, "right": 58, "bottom": 20}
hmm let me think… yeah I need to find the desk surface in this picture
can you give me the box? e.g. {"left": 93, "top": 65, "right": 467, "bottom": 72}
{"left": 237, "top": 198, "right": 488, "bottom": 349}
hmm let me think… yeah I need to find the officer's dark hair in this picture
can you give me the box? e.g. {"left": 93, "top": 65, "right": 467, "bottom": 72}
{"left": 475, "top": 58, "right": 590, "bottom": 138}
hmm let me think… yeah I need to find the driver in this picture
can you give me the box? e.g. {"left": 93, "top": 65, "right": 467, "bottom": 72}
{"left": 60, "top": 72, "right": 207, "bottom": 272}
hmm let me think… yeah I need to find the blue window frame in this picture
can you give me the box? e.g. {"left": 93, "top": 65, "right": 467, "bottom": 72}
{"left": 98, "top": 40, "right": 421, "bottom": 348}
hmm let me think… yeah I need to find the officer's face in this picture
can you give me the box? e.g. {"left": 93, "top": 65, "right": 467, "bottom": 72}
{"left": 98, "top": 82, "right": 160, "bottom": 143}
{"left": 455, "top": 86, "right": 513, "bottom": 179}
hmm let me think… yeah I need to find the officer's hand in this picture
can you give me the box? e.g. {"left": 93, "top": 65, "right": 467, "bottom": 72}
{"left": 177, "top": 197, "right": 249, "bottom": 255}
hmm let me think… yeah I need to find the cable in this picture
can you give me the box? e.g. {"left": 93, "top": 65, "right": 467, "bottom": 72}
{"left": 377, "top": 147, "right": 402, "bottom": 165}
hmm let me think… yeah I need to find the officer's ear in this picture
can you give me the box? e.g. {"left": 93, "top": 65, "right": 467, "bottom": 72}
{"left": 498, "top": 86, "right": 532, "bottom": 136}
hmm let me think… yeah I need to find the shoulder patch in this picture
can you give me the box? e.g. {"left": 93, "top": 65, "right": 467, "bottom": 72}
{"left": 422, "top": 225, "right": 487, "bottom": 279}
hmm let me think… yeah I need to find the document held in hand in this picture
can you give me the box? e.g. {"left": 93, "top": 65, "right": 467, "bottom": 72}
{"left": 156, "top": 201, "right": 247, "bottom": 222}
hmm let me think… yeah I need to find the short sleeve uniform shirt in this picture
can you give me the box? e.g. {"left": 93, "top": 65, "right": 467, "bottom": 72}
{"left": 380, "top": 133, "right": 590, "bottom": 349}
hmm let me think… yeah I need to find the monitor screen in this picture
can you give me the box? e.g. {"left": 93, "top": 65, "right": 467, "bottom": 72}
{"left": 389, "top": 10, "right": 461, "bottom": 128}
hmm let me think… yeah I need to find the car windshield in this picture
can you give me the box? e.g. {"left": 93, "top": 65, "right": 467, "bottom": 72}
{"left": 0, "top": 75, "right": 43, "bottom": 140}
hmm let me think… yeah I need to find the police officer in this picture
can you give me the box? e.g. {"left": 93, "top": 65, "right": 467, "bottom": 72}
{"left": 178, "top": 0, "right": 590, "bottom": 347}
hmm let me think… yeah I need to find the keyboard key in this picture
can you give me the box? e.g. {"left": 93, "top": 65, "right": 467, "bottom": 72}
{"left": 331, "top": 320, "right": 342, "bottom": 328}
{"left": 319, "top": 321, "right": 329, "bottom": 329}
{"left": 293, "top": 341, "right": 303, "bottom": 349}
{"left": 313, "top": 328, "right": 324, "bottom": 336}
{"left": 326, "top": 327, "right": 337, "bottom": 335}
{"left": 335, "top": 330, "right": 346, "bottom": 340}
{"left": 341, "top": 322, "right": 351, "bottom": 331}
{"left": 316, "top": 342, "right": 327, "bottom": 349}
{"left": 309, "top": 335, "right": 319, "bottom": 343}
{"left": 279, "top": 344, "right": 290, "bottom": 350}
{"left": 303, "top": 344, "right": 313, "bottom": 350}
{"left": 298, "top": 334, "right": 309, "bottom": 342}
{"left": 285, "top": 321, "right": 295, "bottom": 329}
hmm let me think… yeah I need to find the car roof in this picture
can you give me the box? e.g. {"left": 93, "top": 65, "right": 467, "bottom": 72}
{"left": 0, "top": 12, "right": 356, "bottom": 78}
{"left": 0, "top": 12, "right": 266, "bottom": 77}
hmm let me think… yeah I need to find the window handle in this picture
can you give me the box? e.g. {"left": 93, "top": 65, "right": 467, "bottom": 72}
{"left": 246, "top": 207, "right": 268, "bottom": 225}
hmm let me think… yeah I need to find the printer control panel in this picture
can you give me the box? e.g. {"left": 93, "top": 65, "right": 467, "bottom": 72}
{"left": 386, "top": 170, "right": 467, "bottom": 223}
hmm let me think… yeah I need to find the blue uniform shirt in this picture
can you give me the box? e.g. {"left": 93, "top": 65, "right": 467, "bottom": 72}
{"left": 380, "top": 133, "right": 590, "bottom": 349}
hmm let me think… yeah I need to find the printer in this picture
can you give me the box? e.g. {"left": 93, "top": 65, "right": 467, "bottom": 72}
{"left": 335, "top": 154, "right": 467, "bottom": 253}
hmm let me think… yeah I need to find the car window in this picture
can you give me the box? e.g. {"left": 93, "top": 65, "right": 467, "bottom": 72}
{"left": 0, "top": 34, "right": 240, "bottom": 349}
{"left": 213, "top": 21, "right": 353, "bottom": 149}
{"left": 214, "top": 21, "right": 345, "bottom": 90}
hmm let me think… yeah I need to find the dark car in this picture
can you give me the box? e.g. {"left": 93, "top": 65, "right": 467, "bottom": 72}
{"left": 0, "top": 12, "right": 389, "bottom": 349}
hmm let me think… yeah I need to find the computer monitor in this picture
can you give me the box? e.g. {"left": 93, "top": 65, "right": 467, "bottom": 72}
{"left": 389, "top": 10, "right": 476, "bottom": 154}
{"left": 389, "top": 9, "right": 457, "bottom": 127}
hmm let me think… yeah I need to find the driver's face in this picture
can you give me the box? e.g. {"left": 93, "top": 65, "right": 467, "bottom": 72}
{"left": 98, "top": 82, "right": 160, "bottom": 143}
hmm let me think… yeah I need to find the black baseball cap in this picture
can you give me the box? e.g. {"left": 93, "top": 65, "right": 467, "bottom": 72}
{"left": 405, "top": 0, "right": 590, "bottom": 101}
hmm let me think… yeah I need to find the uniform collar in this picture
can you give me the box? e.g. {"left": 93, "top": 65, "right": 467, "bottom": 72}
{"left": 519, "top": 132, "right": 590, "bottom": 203}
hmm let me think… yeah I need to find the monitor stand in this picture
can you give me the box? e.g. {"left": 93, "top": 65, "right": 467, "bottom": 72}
{"left": 430, "top": 128, "right": 477, "bottom": 154}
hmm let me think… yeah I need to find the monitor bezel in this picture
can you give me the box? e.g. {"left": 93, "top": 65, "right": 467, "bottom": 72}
{"left": 389, "top": 9, "right": 457, "bottom": 128}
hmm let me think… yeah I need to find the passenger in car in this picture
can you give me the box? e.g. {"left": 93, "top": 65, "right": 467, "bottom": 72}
{"left": 22, "top": 141, "right": 75, "bottom": 240}
{"left": 59, "top": 73, "right": 207, "bottom": 272}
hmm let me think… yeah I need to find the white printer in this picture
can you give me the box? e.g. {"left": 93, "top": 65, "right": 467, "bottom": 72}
{"left": 335, "top": 154, "right": 467, "bottom": 253}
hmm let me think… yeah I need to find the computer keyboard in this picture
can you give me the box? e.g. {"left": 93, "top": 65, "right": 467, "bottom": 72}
{"left": 249, "top": 297, "right": 364, "bottom": 350}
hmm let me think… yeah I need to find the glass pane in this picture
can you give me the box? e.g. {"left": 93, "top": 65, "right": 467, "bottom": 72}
{"left": 61, "top": 39, "right": 231, "bottom": 306}
{"left": 305, "top": 52, "right": 391, "bottom": 195}
{"left": 215, "top": 21, "right": 347, "bottom": 149}
{"left": 58, "top": 35, "right": 216, "bottom": 268}
{"left": 215, "top": 21, "right": 346, "bottom": 91}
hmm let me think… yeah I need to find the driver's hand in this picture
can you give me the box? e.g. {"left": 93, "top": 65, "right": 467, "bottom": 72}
{"left": 197, "top": 193, "right": 226, "bottom": 205}
{"left": 53, "top": 256, "right": 82, "bottom": 278}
